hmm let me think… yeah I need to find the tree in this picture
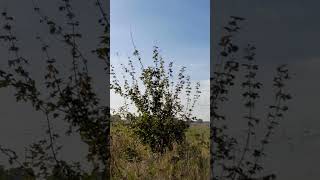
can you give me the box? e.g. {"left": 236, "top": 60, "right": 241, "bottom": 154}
{"left": 196, "top": 119, "right": 204, "bottom": 123}
{"left": 111, "top": 46, "right": 201, "bottom": 153}
{"left": 0, "top": 0, "right": 109, "bottom": 179}
{"left": 210, "top": 16, "right": 292, "bottom": 180}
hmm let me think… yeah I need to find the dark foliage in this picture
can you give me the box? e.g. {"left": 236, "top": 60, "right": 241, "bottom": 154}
{"left": 210, "top": 16, "right": 292, "bottom": 180}
{"left": 0, "top": 0, "right": 109, "bottom": 179}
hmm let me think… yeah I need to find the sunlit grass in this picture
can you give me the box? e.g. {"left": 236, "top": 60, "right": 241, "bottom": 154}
{"left": 111, "top": 121, "right": 210, "bottom": 180}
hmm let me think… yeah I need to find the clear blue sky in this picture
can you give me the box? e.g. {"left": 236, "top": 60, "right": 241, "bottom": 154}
{"left": 110, "top": 0, "right": 210, "bottom": 121}
{"left": 111, "top": 0, "right": 210, "bottom": 80}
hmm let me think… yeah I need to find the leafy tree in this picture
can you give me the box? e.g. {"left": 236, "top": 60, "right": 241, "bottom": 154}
{"left": 210, "top": 16, "right": 292, "bottom": 180}
{"left": 111, "top": 46, "right": 201, "bottom": 153}
{"left": 0, "top": 0, "right": 109, "bottom": 179}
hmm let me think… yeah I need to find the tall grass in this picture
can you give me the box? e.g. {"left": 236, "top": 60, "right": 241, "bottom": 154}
{"left": 111, "top": 121, "right": 209, "bottom": 180}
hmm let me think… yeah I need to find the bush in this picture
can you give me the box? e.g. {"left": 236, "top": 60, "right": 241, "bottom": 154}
{"left": 131, "top": 113, "right": 189, "bottom": 153}
{"left": 111, "top": 46, "right": 201, "bottom": 153}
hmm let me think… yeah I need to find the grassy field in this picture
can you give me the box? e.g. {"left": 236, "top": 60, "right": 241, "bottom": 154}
{"left": 110, "top": 121, "right": 210, "bottom": 180}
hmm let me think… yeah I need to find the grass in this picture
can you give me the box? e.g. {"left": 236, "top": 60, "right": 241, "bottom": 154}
{"left": 110, "top": 121, "right": 210, "bottom": 180}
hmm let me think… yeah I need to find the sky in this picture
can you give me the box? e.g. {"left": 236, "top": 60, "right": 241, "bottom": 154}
{"left": 110, "top": 0, "right": 210, "bottom": 121}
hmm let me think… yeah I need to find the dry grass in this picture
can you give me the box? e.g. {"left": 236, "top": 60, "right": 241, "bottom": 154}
{"left": 111, "top": 121, "right": 209, "bottom": 180}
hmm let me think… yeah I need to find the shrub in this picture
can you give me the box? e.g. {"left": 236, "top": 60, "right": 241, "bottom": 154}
{"left": 132, "top": 113, "right": 189, "bottom": 153}
{"left": 111, "top": 46, "right": 201, "bottom": 153}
